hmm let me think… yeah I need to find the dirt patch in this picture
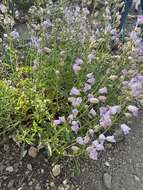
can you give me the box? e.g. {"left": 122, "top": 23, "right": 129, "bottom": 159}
{"left": 0, "top": 112, "right": 143, "bottom": 190}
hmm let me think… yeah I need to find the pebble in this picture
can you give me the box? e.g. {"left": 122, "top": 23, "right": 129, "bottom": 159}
{"left": 58, "top": 186, "right": 65, "bottom": 190}
{"left": 103, "top": 173, "right": 112, "bottom": 189}
{"left": 104, "top": 161, "right": 110, "bottom": 167}
{"left": 4, "top": 144, "right": 9, "bottom": 151}
{"left": 6, "top": 166, "right": 14, "bottom": 172}
{"left": 52, "top": 164, "right": 61, "bottom": 177}
{"left": 134, "top": 175, "right": 140, "bottom": 182}
{"left": 35, "top": 183, "right": 41, "bottom": 190}
{"left": 7, "top": 179, "right": 14, "bottom": 188}
{"left": 28, "top": 146, "right": 38, "bottom": 158}
{"left": 27, "top": 164, "right": 32, "bottom": 171}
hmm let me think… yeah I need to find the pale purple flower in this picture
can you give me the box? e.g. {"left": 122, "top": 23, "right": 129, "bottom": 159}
{"left": 87, "top": 77, "right": 95, "bottom": 85}
{"left": 42, "top": 19, "right": 52, "bottom": 29}
{"left": 72, "top": 97, "right": 82, "bottom": 107}
{"left": 71, "top": 124, "right": 79, "bottom": 133}
{"left": 10, "top": 30, "right": 19, "bottom": 39}
{"left": 53, "top": 120, "right": 61, "bottom": 126}
{"left": 120, "top": 124, "right": 131, "bottom": 135}
{"left": 86, "top": 73, "right": 94, "bottom": 79}
{"left": 99, "top": 107, "right": 108, "bottom": 116}
{"left": 127, "top": 105, "right": 139, "bottom": 116}
{"left": 99, "top": 134, "right": 106, "bottom": 144}
{"left": 89, "top": 108, "right": 96, "bottom": 117}
{"left": 137, "top": 15, "right": 143, "bottom": 26}
{"left": 72, "top": 64, "right": 81, "bottom": 74}
{"left": 67, "top": 114, "right": 74, "bottom": 123}
{"left": 53, "top": 116, "right": 65, "bottom": 126}
{"left": 109, "top": 105, "right": 121, "bottom": 115}
{"left": 98, "top": 87, "right": 108, "bottom": 94}
{"left": 68, "top": 97, "right": 75, "bottom": 103}
{"left": 106, "top": 135, "right": 116, "bottom": 143}
{"left": 100, "top": 113, "right": 112, "bottom": 128}
{"left": 98, "top": 96, "right": 107, "bottom": 102}
{"left": 92, "top": 140, "right": 99, "bottom": 147}
{"left": 76, "top": 137, "right": 84, "bottom": 145}
{"left": 83, "top": 83, "right": 91, "bottom": 92}
{"left": 72, "top": 108, "right": 79, "bottom": 117}
{"left": 59, "top": 116, "right": 66, "bottom": 123}
{"left": 70, "top": 87, "right": 80, "bottom": 96}
{"left": 96, "top": 143, "right": 104, "bottom": 151}
{"left": 88, "top": 97, "right": 99, "bottom": 104}
{"left": 75, "top": 58, "right": 83, "bottom": 65}
{"left": 89, "top": 147, "right": 98, "bottom": 160}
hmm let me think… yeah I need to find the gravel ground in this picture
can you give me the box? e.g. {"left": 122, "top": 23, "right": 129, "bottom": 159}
{"left": 0, "top": 112, "right": 143, "bottom": 190}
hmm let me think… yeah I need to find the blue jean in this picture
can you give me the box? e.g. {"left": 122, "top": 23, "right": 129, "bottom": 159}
{"left": 119, "top": 0, "right": 143, "bottom": 31}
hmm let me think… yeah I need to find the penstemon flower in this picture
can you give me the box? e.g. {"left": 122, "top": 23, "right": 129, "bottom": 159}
{"left": 120, "top": 124, "right": 131, "bottom": 135}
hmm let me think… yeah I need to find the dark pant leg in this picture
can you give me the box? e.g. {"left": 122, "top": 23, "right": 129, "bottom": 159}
{"left": 141, "top": 0, "right": 143, "bottom": 13}
{"left": 119, "top": 0, "right": 133, "bottom": 31}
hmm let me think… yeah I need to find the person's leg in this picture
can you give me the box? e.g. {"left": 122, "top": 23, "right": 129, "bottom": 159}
{"left": 119, "top": 0, "right": 133, "bottom": 31}
{"left": 141, "top": 0, "right": 143, "bottom": 13}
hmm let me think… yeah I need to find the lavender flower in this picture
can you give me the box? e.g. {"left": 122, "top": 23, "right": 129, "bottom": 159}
{"left": 70, "top": 87, "right": 80, "bottom": 96}
{"left": 109, "top": 105, "right": 121, "bottom": 115}
{"left": 72, "top": 97, "right": 82, "bottom": 107}
{"left": 71, "top": 121, "right": 79, "bottom": 133}
{"left": 83, "top": 83, "right": 91, "bottom": 92}
{"left": 106, "top": 136, "right": 116, "bottom": 143}
{"left": 72, "top": 108, "right": 79, "bottom": 117}
{"left": 99, "top": 134, "right": 106, "bottom": 144}
{"left": 127, "top": 105, "right": 139, "bottom": 116}
{"left": 87, "top": 147, "right": 98, "bottom": 160}
{"left": 96, "top": 143, "right": 104, "bottom": 151}
{"left": 67, "top": 114, "right": 74, "bottom": 123}
{"left": 10, "top": 30, "right": 19, "bottom": 39}
{"left": 98, "top": 87, "right": 108, "bottom": 94}
{"left": 98, "top": 96, "right": 107, "bottom": 102}
{"left": 137, "top": 15, "right": 143, "bottom": 26}
{"left": 87, "top": 77, "right": 95, "bottom": 85}
{"left": 120, "top": 124, "right": 131, "bottom": 135}
{"left": 72, "top": 64, "right": 81, "bottom": 74}
{"left": 76, "top": 137, "right": 84, "bottom": 145}
{"left": 53, "top": 116, "right": 65, "bottom": 126}
{"left": 88, "top": 108, "right": 96, "bottom": 117}
{"left": 86, "top": 73, "right": 94, "bottom": 78}
{"left": 100, "top": 113, "right": 112, "bottom": 128}
{"left": 75, "top": 58, "right": 83, "bottom": 65}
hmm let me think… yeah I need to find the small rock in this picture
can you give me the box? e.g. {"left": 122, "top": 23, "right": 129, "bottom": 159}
{"left": 27, "top": 164, "right": 32, "bottom": 171}
{"left": 58, "top": 186, "right": 65, "bottom": 190}
{"left": 41, "top": 169, "right": 44, "bottom": 173}
{"left": 134, "top": 175, "right": 140, "bottom": 182}
{"left": 4, "top": 144, "right": 9, "bottom": 151}
{"left": 6, "top": 166, "right": 14, "bottom": 172}
{"left": 50, "top": 182, "right": 55, "bottom": 188}
{"left": 28, "top": 146, "right": 38, "bottom": 158}
{"left": 103, "top": 173, "right": 112, "bottom": 189}
{"left": 35, "top": 183, "right": 41, "bottom": 190}
{"left": 52, "top": 164, "right": 61, "bottom": 177}
{"left": 7, "top": 179, "right": 14, "bottom": 188}
{"left": 113, "top": 129, "right": 125, "bottom": 143}
{"left": 63, "top": 179, "right": 68, "bottom": 185}
{"left": 104, "top": 161, "right": 110, "bottom": 167}
{"left": 28, "top": 181, "right": 33, "bottom": 186}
